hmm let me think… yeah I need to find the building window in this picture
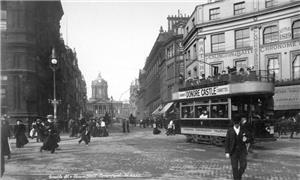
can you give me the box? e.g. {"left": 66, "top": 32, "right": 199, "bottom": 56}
{"left": 211, "top": 33, "right": 225, "bottom": 52}
{"left": 1, "top": 87, "right": 6, "bottom": 100}
{"left": 234, "top": 2, "right": 245, "bottom": 15}
{"left": 193, "top": 66, "right": 198, "bottom": 78}
{"left": 1, "top": 1, "right": 7, "bottom": 30}
{"left": 265, "top": 0, "right": 275, "bottom": 8}
{"left": 263, "top": 25, "right": 279, "bottom": 44}
{"left": 235, "top": 28, "right": 250, "bottom": 48}
{"left": 292, "top": 55, "right": 300, "bottom": 79}
{"left": 267, "top": 56, "right": 280, "bottom": 80}
{"left": 211, "top": 63, "right": 222, "bottom": 76}
{"left": 193, "top": 44, "right": 197, "bottom": 59}
{"left": 209, "top": 8, "right": 220, "bottom": 20}
{"left": 1, "top": 75, "right": 8, "bottom": 81}
{"left": 292, "top": 20, "right": 300, "bottom": 39}
{"left": 188, "top": 71, "right": 191, "bottom": 78}
{"left": 235, "top": 59, "right": 247, "bottom": 72}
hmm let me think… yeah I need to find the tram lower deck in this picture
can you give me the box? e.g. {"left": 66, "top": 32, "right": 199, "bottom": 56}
{"left": 173, "top": 80, "right": 276, "bottom": 145}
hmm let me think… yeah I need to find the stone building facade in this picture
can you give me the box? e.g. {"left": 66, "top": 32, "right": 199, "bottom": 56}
{"left": 87, "top": 73, "right": 123, "bottom": 120}
{"left": 137, "top": 13, "right": 189, "bottom": 120}
{"left": 0, "top": 0, "right": 87, "bottom": 125}
{"left": 183, "top": 0, "right": 300, "bottom": 115}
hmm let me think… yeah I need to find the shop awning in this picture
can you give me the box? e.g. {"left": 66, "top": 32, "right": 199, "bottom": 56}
{"left": 158, "top": 102, "right": 174, "bottom": 115}
{"left": 152, "top": 105, "right": 163, "bottom": 115}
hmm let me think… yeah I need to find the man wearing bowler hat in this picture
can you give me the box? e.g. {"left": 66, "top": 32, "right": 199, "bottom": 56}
{"left": 225, "top": 114, "right": 253, "bottom": 180}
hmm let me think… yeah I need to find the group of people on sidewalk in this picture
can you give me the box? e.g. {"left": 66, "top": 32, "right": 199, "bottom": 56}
{"left": 1, "top": 114, "right": 61, "bottom": 163}
{"left": 69, "top": 118, "right": 108, "bottom": 138}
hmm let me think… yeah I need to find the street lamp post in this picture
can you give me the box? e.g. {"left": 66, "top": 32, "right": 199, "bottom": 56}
{"left": 49, "top": 48, "right": 59, "bottom": 122}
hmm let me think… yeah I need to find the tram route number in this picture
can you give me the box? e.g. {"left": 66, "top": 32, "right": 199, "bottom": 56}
{"left": 186, "top": 87, "right": 217, "bottom": 98}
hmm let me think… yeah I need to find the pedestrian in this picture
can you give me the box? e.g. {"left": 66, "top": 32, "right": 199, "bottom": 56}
{"left": 290, "top": 115, "right": 297, "bottom": 138}
{"left": 100, "top": 119, "right": 108, "bottom": 137}
{"left": 1, "top": 118, "right": 11, "bottom": 159}
{"left": 153, "top": 121, "right": 161, "bottom": 135}
{"left": 225, "top": 115, "right": 253, "bottom": 180}
{"left": 30, "top": 120, "right": 38, "bottom": 139}
{"left": 126, "top": 118, "right": 130, "bottom": 133}
{"left": 90, "top": 119, "right": 97, "bottom": 137}
{"left": 122, "top": 118, "right": 126, "bottom": 133}
{"left": 40, "top": 115, "right": 59, "bottom": 153}
{"left": 166, "top": 120, "right": 175, "bottom": 136}
{"left": 78, "top": 122, "right": 91, "bottom": 145}
{"left": 14, "top": 120, "right": 28, "bottom": 148}
{"left": 68, "top": 118, "right": 75, "bottom": 137}
{"left": 35, "top": 119, "right": 44, "bottom": 142}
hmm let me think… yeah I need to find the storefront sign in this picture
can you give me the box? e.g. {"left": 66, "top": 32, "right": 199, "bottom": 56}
{"left": 205, "top": 49, "right": 253, "bottom": 60}
{"left": 260, "top": 40, "right": 300, "bottom": 52}
{"left": 274, "top": 85, "right": 300, "bottom": 110}
{"left": 181, "top": 127, "right": 227, "bottom": 137}
{"left": 178, "top": 85, "right": 229, "bottom": 99}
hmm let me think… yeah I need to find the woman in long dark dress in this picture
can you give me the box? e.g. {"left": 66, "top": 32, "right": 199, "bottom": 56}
{"left": 1, "top": 119, "right": 11, "bottom": 159}
{"left": 40, "top": 115, "right": 59, "bottom": 153}
{"left": 14, "top": 120, "right": 28, "bottom": 148}
{"left": 78, "top": 123, "right": 91, "bottom": 145}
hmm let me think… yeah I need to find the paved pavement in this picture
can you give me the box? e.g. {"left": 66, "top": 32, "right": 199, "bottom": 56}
{"left": 2, "top": 125, "right": 300, "bottom": 180}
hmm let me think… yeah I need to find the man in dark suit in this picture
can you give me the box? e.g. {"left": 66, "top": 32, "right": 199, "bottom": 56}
{"left": 225, "top": 115, "right": 253, "bottom": 180}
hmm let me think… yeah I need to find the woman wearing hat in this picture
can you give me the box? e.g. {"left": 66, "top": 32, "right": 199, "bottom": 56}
{"left": 14, "top": 120, "right": 28, "bottom": 148}
{"left": 40, "top": 115, "right": 59, "bottom": 153}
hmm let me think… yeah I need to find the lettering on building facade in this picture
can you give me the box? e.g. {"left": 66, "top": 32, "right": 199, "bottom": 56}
{"left": 205, "top": 48, "right": 253, "bottom": 60}
{"left": 260, "top": 39, "right": 300, "bottom": 52}
{"left": 253, "top": 27, "right": 260, "bottom": 70}
{"left": 198, "top": 39, "right": 205, "bottom": 75}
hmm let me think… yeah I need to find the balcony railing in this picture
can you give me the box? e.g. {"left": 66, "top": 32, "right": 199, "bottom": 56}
{"left": 182, "top": 70, "right": 275, "bottom": 91}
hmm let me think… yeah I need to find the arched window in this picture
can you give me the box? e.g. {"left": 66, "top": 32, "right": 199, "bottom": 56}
{"left": 293, "top": 55, "right": 300, "bottom": 79}
{"left": 263, "top": 26, "right": 279, "bottom": 44}
{"left": 292, "top": 20, "right": 300, "bottom": 39}
{"left": 267, "top": 57, "right": 280, "bottom": 80}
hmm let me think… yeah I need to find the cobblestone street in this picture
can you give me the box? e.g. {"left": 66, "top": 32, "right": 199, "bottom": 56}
{"left": 2, "top": 126, "right": 300, "bottom": 180}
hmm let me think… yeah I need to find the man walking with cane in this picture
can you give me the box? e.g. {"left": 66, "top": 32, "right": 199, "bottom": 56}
{"left": 225, "top": 115, "right": 253, "bottom": 180}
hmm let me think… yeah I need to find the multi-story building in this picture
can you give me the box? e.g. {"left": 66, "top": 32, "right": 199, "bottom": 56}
{"left": 137, "top": 12, "right": 189, "bottom": 120}
{"left": 60, "top": 47, "right": 87, "bottom": 125}
{"left": 1, "top": 0, "right": 87, "bottom": 126}
{"left": 129, "top": 79, "right": 139, "bottom": 117}
{"left": 183, "top": 0, "right": 300, "bottom": 115}
{"left": 87, "top": 73, "right": 123, "bottom": 120}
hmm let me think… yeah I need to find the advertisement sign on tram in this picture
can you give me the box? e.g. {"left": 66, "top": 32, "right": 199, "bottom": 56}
{"left": 175, "top": 85, "right": 230, "bottom": 100}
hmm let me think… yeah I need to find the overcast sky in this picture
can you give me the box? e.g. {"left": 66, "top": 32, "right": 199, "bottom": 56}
{"left": 60, "top": 0, "right": 202, "bottom": 101}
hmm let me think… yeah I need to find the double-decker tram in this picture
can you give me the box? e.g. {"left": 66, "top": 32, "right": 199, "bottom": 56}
{"left": 172, "top": 71, "right": 276, "bottom": 146}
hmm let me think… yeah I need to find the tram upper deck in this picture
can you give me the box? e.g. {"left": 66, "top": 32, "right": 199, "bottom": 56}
{"left": 173, "top": 70, "right": 275, "bottom": 100}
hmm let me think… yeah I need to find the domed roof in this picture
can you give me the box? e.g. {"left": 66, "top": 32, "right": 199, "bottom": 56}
{"left": 92, "top": 72, "right": 107, "bottom": 85}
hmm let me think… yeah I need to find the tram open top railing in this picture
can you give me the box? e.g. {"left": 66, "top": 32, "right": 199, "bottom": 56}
{"left": 182, "top": 70, "right": 275, "bottom": 91}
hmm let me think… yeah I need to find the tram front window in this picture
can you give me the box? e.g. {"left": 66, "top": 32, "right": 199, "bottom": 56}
{"left": 182, "top": 106, "right": 194, "bottom": 118}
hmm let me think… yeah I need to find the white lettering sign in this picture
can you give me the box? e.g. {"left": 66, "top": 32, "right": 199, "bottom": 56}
{"left": 177, "top": 85, "right": 229, "bottom": 99}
